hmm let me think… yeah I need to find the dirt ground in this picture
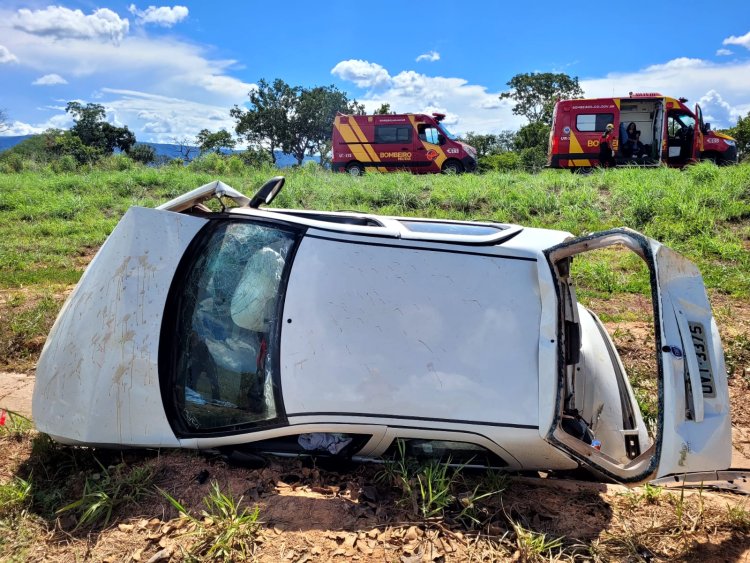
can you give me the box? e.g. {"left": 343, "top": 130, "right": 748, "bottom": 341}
{"left": 1, "top": 291, "right": 750, "bottom": 562}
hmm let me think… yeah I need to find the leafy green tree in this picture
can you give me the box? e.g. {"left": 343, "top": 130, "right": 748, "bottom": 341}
{"left": 514, "top": 122, "right": 551, "bottom": 152}
{"left": 129, "top": 143, "right": 156, "bottom": 164}
{"left": 231, "top": 78, "right": 299, "bottom": 164}
{"left": 65, "top": 102, "right": 136, "bottom": 154}
{"left": 722, "top": 112, "right": 750, "bottom": 161}
{"left": 232, "top": 79, "right": 364, "bottom": 166}
{"left": 461, "top": 132, "right": 499, "bottom": 158}
{"left": 287, "top": 85, "right": 360, "bottom": 166}
{"left": 500, "top": 72, "right": 584, "bottom": 125}
{"left": 196, "top": 129, "right": 236, "bottom": 155}
{"left": 374, "top": 103, "right": 392, "bottom": 115}
{"left": 52, "top": 130, "right": 100, "bottom": 165}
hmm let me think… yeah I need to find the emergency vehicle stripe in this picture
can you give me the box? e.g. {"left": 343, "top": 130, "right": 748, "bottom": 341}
{"left": 567, "top": 132, "right": 590, "bottom": 167}
{"left": 348, "top": 119, "right": 381, "bottom": 163}
{"left": 337, "top": 123, "right": 373, "bottom": 164}
{"left": 614, "top": 99, "right": 620, "bottom": 110}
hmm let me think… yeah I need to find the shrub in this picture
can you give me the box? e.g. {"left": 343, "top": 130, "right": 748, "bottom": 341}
{"left": 480, "top": 152, "right": 522, "bottom": 172}
{"left": 51, "top": 154, "right": 78, "bottom": 173}
{"left": 189, "top": 152, "right": 227, "bottom": 174}
{"left": 128, "top": 144, "right": 156, "bottom": 165}
{"left": 239, "top": 148, "right": 274, "bottom": 169}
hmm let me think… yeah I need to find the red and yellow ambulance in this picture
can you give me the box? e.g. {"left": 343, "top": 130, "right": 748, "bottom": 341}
{"left": 548, "top": 93, "right": 738, "bottom": 171}
{"left": 332, "top": 112, "right": 477, "bottom": 175}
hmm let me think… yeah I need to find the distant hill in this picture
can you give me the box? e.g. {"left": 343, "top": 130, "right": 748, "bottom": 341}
{"left": 0, "top": 135, "right": 319, "bottom": 167}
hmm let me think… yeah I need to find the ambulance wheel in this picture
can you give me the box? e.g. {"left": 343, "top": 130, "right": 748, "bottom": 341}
{"left": 442, "top": 160, "right": 463, "bottom": 174}
{"left": 346, "top": 162, "right": 365, "bottom": 176}
{"left": 571, "top": 166, "right": 593, "bottom": 175}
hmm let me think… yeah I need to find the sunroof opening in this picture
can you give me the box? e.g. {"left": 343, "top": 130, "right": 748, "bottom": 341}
{"left": 400, "top": 220, "right": 505, "bottom": 236}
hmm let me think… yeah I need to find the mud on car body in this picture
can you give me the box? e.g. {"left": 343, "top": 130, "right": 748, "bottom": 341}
{"left": 33, "top": 178, "right": 732, "bottom": 483}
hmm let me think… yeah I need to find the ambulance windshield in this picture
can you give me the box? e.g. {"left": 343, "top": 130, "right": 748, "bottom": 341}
{"left": 439, "top": 125, "right": 457, "bottom": 140}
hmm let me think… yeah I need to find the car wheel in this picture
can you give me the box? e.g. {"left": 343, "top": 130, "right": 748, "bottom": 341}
{"left": 442, "top": 160, "right": 463, "bottom": 174}
{"left": 346, "top": 162, "right": 365, "bottom": 176}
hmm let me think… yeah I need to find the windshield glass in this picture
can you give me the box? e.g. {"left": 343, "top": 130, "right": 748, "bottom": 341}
{"left": 438, "top": 124, "right": 457, "bottom": 140}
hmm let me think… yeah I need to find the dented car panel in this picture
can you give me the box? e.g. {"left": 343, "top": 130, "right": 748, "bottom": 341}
{"left": 33, "top": 181, "right": 732, "bottom": 482}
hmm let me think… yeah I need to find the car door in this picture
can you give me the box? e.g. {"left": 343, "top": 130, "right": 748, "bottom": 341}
{"left": 692, "top": 104, "right": 705, "bottom": 161}
{"left": 544, "top": 229, "right": 731, "bottom": 482}
{"left": 415, "top": 122, "right": 446, "bottom": 173}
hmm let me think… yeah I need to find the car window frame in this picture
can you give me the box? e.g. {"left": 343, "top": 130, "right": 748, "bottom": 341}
{"left": 159, "top": 215, "right": 305, "bottom": 438}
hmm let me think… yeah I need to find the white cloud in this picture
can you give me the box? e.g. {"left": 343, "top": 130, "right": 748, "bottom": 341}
{"left": 332, "top": 59, "right": 519, "bottom": 134}
{"left": 331, "top": 59, "right": 392, "bottom": 90}
{"left": 12, "top": 6, "right": 129, "bottom": 45}
{"left": 698, "top": 90, "right": 739, "bottom": 127}
{"left": 97, "top": 88, "right": 241, "bottom": 143}
{"left": 2, "top": 113, "right": 73, "bottom": 136}
{"left": 32, "top": 73, "right": 68, "bottom": 86}
{"left": 0, "top": 44, "right": 18, "bottom": 63}
{"left": 128, "top": 4, "right": 188, "bottom": 27}
{"left": 723, "top": 30, "right": 750, "bottom": 50}
{"left": 716, "top": 48, "right": 733, "bottom": 56}
{"left": 416, "top": 50, "right": 440, "bottom": 63}
{"left": 581, "top": 57, "right": 750, "bottom": 128}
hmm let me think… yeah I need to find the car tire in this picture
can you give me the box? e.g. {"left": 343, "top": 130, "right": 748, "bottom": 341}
{"left": 442, "top": 160, "right": 463, "bottom": 174}
{"left": 346, "top": 162, "right": 365, "bottom": 176}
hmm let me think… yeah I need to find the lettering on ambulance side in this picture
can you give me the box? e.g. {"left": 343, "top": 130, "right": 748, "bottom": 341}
{"left": 705, "top": 138, "right": 720, "bottom": 145}
{"left": 379, "top": 152, "right": 411, "bottom": 160}
{"left": 445, "top": 148, "right": 459, "bottom": 155}
{"left": 587, "top": 140, "right": 600, "bottom": 148}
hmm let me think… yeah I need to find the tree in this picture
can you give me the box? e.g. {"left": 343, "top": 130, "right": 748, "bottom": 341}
{"left": 514, "top": 122, "right": 551, "bottom": 151}
{"left": 232, "top": 79, "right": 364, "bottom": 166}
{"left": 172, "top": 136, "right": 197, "bottom": 162}
{"left": 196, "top": 129, "right": 236, "bottom": 155}
{"left": 65, "top": 102, "right": 136, "bottom": 154}
{"left": 129, "top": 143, "right": 156, "bottom": 165}
{"left": 722, "top": 111, "right": 750, "bottom": 161}
{"left": 287, "top": 84, "right": 360, "bottom": 166}
{"left": 500, "top": 72, "right": 584, "bottom": 125}
{"left": 231, "top": 78, "right": 299, "bottom": 164}
{"left": 374, "top": 103, "right": 392, "bottom": 115}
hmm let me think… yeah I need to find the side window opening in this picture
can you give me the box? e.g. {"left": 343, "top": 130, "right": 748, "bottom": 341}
{"left": 170, "top": 221, "right": 297, "bottom": 433}
{"left": 382, "top": 439, "right": 507, "bottom": 467}
{"left": 417, "top": 124, "right": 441, "bottom": 144}
{"left": 555, "top": 244, "right": 658, "bottom": 469}
{"left": 230, "top": 433, "right": 373, "bottom": 458}
{"left": 374, "top": 125, "right": 412, "bottom": 144}
{"left": 576, "top": 113, "right": 615, "bottom": 133}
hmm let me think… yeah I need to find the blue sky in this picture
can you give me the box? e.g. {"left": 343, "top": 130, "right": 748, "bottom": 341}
{"left": 1, "top": 0, "right": 750, "bottom": 142}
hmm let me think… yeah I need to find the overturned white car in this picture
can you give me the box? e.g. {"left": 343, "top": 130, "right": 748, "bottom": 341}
{"left": 33, "top": 178, "right": 732, "bottom": 483}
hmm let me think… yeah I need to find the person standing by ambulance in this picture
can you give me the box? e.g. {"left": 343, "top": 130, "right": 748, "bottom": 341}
{"left": 598, "top": 123, "right": 616, "bottom": 167}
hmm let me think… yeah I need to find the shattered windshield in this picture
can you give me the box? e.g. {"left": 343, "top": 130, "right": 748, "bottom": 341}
{"left": 170, "top": 221, "right": 297, "bottom": 432}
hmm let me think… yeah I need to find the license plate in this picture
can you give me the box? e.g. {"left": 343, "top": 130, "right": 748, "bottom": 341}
{"left": 688, "top": 322, "right": 716, "bottom": 398}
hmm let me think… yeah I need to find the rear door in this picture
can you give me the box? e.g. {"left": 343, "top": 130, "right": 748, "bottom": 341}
{"left": 692, "top": 104, "right": 705, "bottom": 161}
{"left": 545, "top": 229, "right": 732, "bottom": 481}
{"left": 570, "top": 106, "right": 618, "bottom": 164}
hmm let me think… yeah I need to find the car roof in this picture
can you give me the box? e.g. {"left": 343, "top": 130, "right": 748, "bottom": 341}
{"left": 157, "top": 180, "right": 572, "bottom": 250}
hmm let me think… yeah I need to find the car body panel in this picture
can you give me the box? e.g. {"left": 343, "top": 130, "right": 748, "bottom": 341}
{"left": 32, "top": 207, "right": 208, "bottom": 447}
{"left": 280, "top": 233, "right": 542, "bottom": 426}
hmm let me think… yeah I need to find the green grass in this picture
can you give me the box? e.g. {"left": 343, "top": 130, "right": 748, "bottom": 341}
{"left": 1, "top": 161, "right": 748, "bottom": 294}
{"left": 161, "top": 481, "right": 262, "bottom": 562}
